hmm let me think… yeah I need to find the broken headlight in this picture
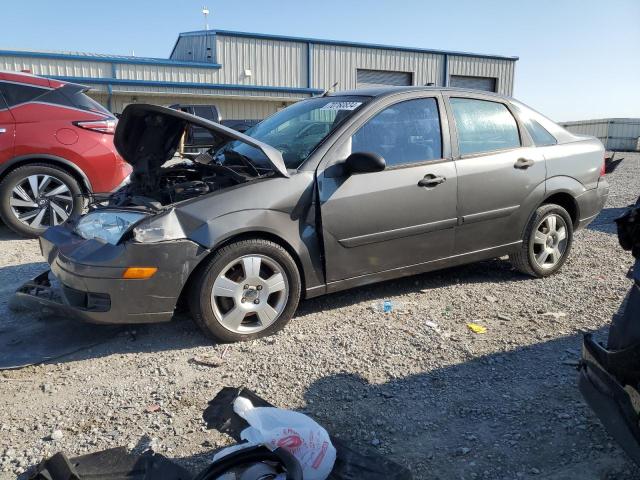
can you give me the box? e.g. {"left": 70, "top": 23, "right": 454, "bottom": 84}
{"left": 132, "top": 211, "right": 186, "bottom": 243}
{"left": 75, "top": 211, "right": 147, "bottom": 245}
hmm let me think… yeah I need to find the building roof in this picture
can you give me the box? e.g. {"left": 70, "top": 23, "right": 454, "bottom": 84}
{"left": 173, "top": 29, "right": 519, "bottom": 62}
{"left": 0, "top": 48, "right": 222, "bottom": 69}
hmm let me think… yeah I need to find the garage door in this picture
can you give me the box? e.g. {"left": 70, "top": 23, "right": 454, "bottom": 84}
{"left": 449, "top": 75, "right": 497, "bottom": 92}
{"left": 356, "top": 69, "right": 413, "bottom": 89}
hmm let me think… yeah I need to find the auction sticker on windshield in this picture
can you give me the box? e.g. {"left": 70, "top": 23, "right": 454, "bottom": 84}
{"left": 320, "top": 101, "right": 362, "bottom": 111}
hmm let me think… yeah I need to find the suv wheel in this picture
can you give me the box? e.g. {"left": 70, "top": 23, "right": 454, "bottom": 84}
{"left": 189, "top": 239, "right": 301, "bottom": 342}
{"left": 510, "top": 204, "right": 574, "bottom": 278}
{"left": 0, "top": 164, "right": 83, "bottom": 237}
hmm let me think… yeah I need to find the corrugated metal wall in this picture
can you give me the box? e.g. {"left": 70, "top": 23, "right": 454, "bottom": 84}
{"left": 215, "top": 35, "right": 307, "bottom": 87}
{"left": 311, "top": 44, "right": 443, "bottom": 90}
{"left": 0, "top": 55, "right": 111, "bottom": 78}
{"left": 447, "top": 56, "right": 515, "bottom": 96}
{"left": 561, "top": 119, "right": 640, "bottom": 151}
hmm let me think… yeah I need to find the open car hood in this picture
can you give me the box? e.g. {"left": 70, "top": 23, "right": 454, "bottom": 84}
{"left": 114, "top": 104, "right": 289, "bottom": 178}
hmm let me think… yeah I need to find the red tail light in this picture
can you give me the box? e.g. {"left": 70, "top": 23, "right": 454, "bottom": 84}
{"left": 73, "top": 119, "right": 117, "bottom": 134}
{"left": 600, "top": 154, "right": 607, "bottom": 177}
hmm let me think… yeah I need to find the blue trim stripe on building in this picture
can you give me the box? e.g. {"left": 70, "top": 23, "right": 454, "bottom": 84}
{"left": 177, "top": 29, "right": 519, "bottom": 62}
{"left": 0, "top": 49, "right": 222, "bottom": 69}
{"left": 50, "top": 76, "right": 324, "bottom": 95}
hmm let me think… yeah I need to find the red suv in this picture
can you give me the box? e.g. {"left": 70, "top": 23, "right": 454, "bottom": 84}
{"left": 0, "top": 71, "right": 131, "bottom": 237}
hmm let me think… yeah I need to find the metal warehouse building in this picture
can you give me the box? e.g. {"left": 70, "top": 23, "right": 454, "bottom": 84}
{"left": 560, "top": 118, "right": 640, "bottom": 152}
{"left": 0, "top": 30, "right": 518, "bottom": 120}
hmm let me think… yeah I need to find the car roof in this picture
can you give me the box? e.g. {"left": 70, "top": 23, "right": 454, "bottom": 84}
{"left": 0, "top": 70, "right": 67, "bottom": 89}
{"left": 328, "top": 85, "right": 510, "bottom": 101}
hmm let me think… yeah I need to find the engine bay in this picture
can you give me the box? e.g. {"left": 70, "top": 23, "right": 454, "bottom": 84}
{"left": 107, "top": 155, "right": 249, "bottom": 209}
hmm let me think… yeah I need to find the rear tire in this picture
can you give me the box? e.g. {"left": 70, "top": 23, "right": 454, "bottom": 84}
{"left": 510, "top": 204, "right": 574, "bottom": 278}
{"left": 0, "top": 164, "right": 82, "bottom": 238}
{"left": 189, "top": 239, "right": 301, "bottom": 343}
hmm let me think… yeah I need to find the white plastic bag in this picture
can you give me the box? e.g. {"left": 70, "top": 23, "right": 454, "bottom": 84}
{"left": 225, "top": 396, "right": 336, "bottom": 480}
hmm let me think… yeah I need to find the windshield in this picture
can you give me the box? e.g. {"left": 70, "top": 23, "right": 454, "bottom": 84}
{"left": 213, "top": 96, "right": 369, "bottom": 171}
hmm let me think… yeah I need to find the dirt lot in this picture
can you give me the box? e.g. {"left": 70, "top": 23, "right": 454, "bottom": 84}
{"left": 1, "top": 153, "right": 639, "bottom": 480}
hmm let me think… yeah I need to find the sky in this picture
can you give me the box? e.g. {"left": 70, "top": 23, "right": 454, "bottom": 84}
{"left": 1, "top": 0, "right": 639, "bottom": 122}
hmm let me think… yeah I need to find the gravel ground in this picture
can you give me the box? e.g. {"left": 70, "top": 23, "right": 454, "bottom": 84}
{"left": 1, "top": 153, "right": 639, "bottom": 480}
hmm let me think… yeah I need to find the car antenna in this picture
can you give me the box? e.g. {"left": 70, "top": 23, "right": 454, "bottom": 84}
{"left": 321, "top": 81, "right": 339, "bottom": 97}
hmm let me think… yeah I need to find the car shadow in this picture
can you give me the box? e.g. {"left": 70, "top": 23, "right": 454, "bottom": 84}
{"left": 587, "top": 206, "right": 629, "bottom": 235}
{"left": 294, "top": 328, "right": 638, "bottom": 479}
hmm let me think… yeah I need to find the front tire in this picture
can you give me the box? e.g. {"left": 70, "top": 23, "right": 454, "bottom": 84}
{"left": 0, "top": 164, "right": 82, "bottom": 237}
{"left": 510, "top": 204, "right": 574, "bottom": 278}
{"left": 189, "top": 239, "right": 302, "bottom": 343}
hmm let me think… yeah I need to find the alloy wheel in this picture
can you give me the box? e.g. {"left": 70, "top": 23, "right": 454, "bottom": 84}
{"left": 9, "top": 174, "right": 74, "bottom": 229}
{"left": 210, "top": 254, "right": 289, "bottom": 334}
{"left": 532, "top": 213, "right": 568, "bottom": 270}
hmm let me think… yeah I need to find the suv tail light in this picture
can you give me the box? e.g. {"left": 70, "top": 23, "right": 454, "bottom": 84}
{"left": 73, "top": 119, "right": 117, "bottom": 134}
{"left": 600, "top": 154, "right": 607, "bottom": 177}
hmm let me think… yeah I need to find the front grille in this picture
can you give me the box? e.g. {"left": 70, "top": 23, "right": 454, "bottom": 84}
{"left": 62, "top": 285, "right": 111, "bottom": 312}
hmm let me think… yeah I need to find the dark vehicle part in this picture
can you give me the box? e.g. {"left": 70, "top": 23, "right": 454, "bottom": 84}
{"left": 189, "top": 239, "right": 301, "bottom": 342}
{"left": 605, "top": 152, "right": 624, "bottom": 174}
{"left": 221, "top": 119, "right": 260, "bottom": 134}
{"left": 579, "top": 199, "right": 640, "bottom": 466}
{"left": 0, "top": 163, "right": 82, "bottom": 236}
{"left": 27, "top": 448, "right": 190, "bottom": 480}
{"left": 193, "top": 445, "right": 302, "bottom": 480}
{"left": 344, "top": 151, "right": 386, "bottom": 174}
{"left": 510, "top": 204, "right": 574, "bottom": 277}
{"left": 203, "top": 387, "right": 414, "bottom": 480}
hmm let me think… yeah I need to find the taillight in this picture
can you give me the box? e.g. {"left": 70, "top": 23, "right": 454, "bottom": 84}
{"left": 73, "top": 119, "right": 117, "bottom": 134}
{"left": 600, "top": 154, "right": 607, "bottom": 177}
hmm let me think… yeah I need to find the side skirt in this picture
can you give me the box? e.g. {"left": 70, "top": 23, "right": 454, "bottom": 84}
{"left": 303, "top": 241, "right": 522, "bottom": 297}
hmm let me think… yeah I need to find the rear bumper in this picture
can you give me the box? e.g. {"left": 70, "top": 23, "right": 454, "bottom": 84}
{"left": 11, "top": 225, "right": 207, "bottom": 325}
{"left": 579, "top": 334, "right": 640, "bottom": 466}
{"left": 575, "top": 177, "right": 609, "bottom": 230}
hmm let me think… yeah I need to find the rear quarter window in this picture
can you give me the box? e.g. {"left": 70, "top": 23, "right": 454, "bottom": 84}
{"left": 0, "top": 82, "right": 48, "bottom": 107}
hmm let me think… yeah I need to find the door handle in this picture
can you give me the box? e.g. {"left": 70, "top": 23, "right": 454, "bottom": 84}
{"left": 514, "top": 157, "right": 535, "bottom": 169}
{"left": 418, "top": 174, "right": 446, "bottom": 188}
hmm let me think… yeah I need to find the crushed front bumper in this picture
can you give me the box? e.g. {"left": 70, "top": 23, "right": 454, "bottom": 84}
{"left": 579, "top": 334, "right": 640, "bottom": 466}
{"left": 11, "top": 225, "right": 208, "bottom": 324}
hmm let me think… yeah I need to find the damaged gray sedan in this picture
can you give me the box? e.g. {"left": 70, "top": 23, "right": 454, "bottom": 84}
{"left": 13, "top": 87, "right": 609, "bottom": 342}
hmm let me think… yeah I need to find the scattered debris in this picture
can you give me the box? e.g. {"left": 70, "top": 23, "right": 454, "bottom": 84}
{"left": 49, "top": 429, "right": 64, "bottom": 441}
{"left": 145, "top": 404, "right": 161, "bottom": 413}
{"left": 467, "top": 323, "right": 488, "bottom": 334}
{"left": 484, "top": 295, "right": 498, "bottom": 303}
{"left": 541, "top": 311, "right": 567, "bottom": 320}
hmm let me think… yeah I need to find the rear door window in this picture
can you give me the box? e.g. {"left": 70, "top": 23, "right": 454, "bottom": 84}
{"left": 0, "top": 82, "right": 48, "bottom": 107}
{"left": 351, "top": 97, "right": 442, "bottom": 167}
{"left": 450, "top": 98, "right": 521, "bottom": 156}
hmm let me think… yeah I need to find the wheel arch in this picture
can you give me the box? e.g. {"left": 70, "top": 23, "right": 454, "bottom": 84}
{"left": 542, "top": 191, "right": 579, "bottom": 228}
{"left": 177, "top": 229, "right": 310, "bottom": 311}
{"left": 0, "top": 154, "right": 92, "bottom": 193}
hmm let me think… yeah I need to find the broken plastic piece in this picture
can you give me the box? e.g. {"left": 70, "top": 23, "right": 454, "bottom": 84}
{"left": 467, "top": 323, "right": 487, "bottom": 334}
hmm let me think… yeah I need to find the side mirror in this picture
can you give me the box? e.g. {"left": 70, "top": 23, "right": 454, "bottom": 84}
{"left": 345, "top": 152, "right": 386, "bottom": 174}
